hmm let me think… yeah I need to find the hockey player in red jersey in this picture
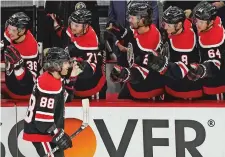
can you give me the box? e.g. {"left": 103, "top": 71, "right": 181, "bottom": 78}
{"left": 188, "top": 2, "right": 225, "bottom": 100}
{"left": 50, "top": 8, "right": 106, "bottom": 99}
{"left": 23, "top": 47, "right": 83, "bottom": 157}
{"left": 3, "top": 12, "right": 41, "bottom": 99}
{"left": 107, "top": 2, "right": 164, "bottom": 100}
{"left": 147, "top": 6, "right": 203, "bottom": 100}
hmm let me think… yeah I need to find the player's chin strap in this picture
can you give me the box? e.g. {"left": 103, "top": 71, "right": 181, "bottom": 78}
{"left": 43, "top": 99, "right": 90, "bottom": 157}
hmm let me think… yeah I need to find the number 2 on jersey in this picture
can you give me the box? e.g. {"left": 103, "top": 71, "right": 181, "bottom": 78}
{"left": 143, "top": 54, "right": 148, "bottom": 65}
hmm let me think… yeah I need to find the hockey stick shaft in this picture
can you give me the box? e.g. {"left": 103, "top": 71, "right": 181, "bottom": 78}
{"left": 44, "top": 99, "right": 90, "bottom": 157}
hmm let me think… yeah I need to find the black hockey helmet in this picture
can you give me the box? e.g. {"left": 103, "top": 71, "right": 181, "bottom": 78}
{"left": 127, "top": 2, "right": 153, "bottom": 26}
{"left": 43, "top": 47, "right": 71, "bottom": 72}
{"left": 127, "top": 1, "right": 152, "bottom": 17}
{"left": 162, "top": 6, "right": 185, "bottom": 24}
{"left": 193, "top": 1, "right": 217, "bottom": 21}
{"left": 68, "top": 8, "right": 92, "bottom": 25}
{"left": 5, "top": 12, "right": 30, "bottom": 29}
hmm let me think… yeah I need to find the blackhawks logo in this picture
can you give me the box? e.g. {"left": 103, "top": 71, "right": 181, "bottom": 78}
{"left": 75, "top": 2, "right": 86, "bottom": 10}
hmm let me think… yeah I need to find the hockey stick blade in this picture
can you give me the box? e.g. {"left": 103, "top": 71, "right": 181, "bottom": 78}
{"left": 43, "top": 99, "right": 90, "bottom": 157}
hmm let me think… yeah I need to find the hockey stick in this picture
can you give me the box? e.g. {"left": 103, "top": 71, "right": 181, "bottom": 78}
{"left": 43, "top": 99, "right": 90, "bottom": 157}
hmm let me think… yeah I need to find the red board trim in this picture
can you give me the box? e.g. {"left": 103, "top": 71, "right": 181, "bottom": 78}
{"left": 1, "top": 100, "right": 225, "bottom": 108}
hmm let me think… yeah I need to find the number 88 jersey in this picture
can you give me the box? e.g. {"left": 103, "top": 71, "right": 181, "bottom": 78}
{"left": 23, "top": 72, "right": 66, "bottom": 142}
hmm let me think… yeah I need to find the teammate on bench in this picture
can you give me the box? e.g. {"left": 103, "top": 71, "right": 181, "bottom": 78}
{"left": 188, "top": 2, "right": 225, "bottom": 100}
{"left": 49, "top": 8, "right": 106, "bottom": 99}
{"left": 107, "top": 2, "right": 164, "bottom": 100}
{"left": 147, "top": 6, "right": 203, "bottom": 100}
{"left": 3, "top": 12, "right": 41, "bottom": 99}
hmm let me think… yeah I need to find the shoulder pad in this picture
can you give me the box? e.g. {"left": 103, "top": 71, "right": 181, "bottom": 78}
{"left": 132, "top": 24, "right": 161, "bottom": 55}
{"left": 37, "top": 72, "right": 62, "bottom": 94}
{"left": 67, "top": 26, "right": 99, "bottom": 50}
{"left": 169, "top": 19, "right": 196, "bottom": 52}
{"left": 4, "top": 30, "right": 38, "bottom": 59}
{"left": 199, "top": 17, "right": 225, "bottom": 48}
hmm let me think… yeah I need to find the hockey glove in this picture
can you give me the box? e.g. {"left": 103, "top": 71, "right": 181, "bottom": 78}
{"left": 51, "top": 128, "right": 72, "bottom": 150}
{"left": 187, "top": 63, "right": 206, "bottom": 81}
{"left": 71, "top": 57, "right": 85, "bottom": 71}
{"left": 106, "top": 21, "right": 127, "bottom": 40}
{"left": 4, "top": 45, "right": 24, "bottom": 70}
{"left": 70, "top": 60, "right": 84, "bottom": 78}
{"left": 110, "top": 65, "right": 130, "bottom": 83}
{"left": 147, "top": 53, "right": 168, "bottom": 74}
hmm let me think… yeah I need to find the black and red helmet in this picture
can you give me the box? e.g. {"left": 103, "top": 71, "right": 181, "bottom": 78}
{"left": 193, "top": 1, "right": 217, "bottom": 21}
{"left": 68, "top": 8, "right": 92, "bottom": 25}
{"left": 6, "top": 12, "right": 30, "bottom": 29}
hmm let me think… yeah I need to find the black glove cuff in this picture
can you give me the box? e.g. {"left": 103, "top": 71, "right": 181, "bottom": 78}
{"left": 14, "top": 59, "right": 24, "bottom": 70}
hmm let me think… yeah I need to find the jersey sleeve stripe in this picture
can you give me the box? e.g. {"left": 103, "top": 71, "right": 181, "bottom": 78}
{"left": 35, "top": 111, "right": 54, "bottom": 122}
{"left": 133, "top": 64, "right": 149, "bottom": 79}
{"left": 41, "top": 142, "right": 54, "bottom": 157}
{"left": 36, "top": 111, "right": 54, "bottom": 116}
{"left": 204, "top": 60, "right": 221, "bottom": 70}
{"left": 175, "top": 61, "right": 189, "bottom": 78}
{"left": 14, "top": 68, "right": 26, "bottom": 80}
{"left": 35, "top": 114, "right": 53, "bottom": 120}
{"left": 35, "top": 118, "right": 54, "bottom": 122}
{"left": 89, "top": 63, "right": 97, "bottom": 72}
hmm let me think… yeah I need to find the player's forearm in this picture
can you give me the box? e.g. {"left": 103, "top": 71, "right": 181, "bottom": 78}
{"left": 115, "top": 27, "right": 132, "bottom": 49}
{"left": 202, "top": 61, "right": 220, "bottom": 78}
{"left": 14, "top": 67, "right": 26, "bottom": 80}
{"left": 14, "top": 67, "right": 35, "bottom": 85}
{"left": 212, "top": 1, "right": 225, "bottom": 9}
{"left": 129, "top": 66, "right": 148, "bottom": 84}
{"left": 77, "top": 63, "right": 95, "bottom": 79}
{"left": 116, "top": 42, "right": 127, "bottom": 52}
{"left": 163, "top": 63, "right": 187, "bottom": 80}
{"left": 64, "top": 76, "right": 76, "bottom": 95}
{"left": 55, "top": 26, "right": 65, "bottom": 38}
